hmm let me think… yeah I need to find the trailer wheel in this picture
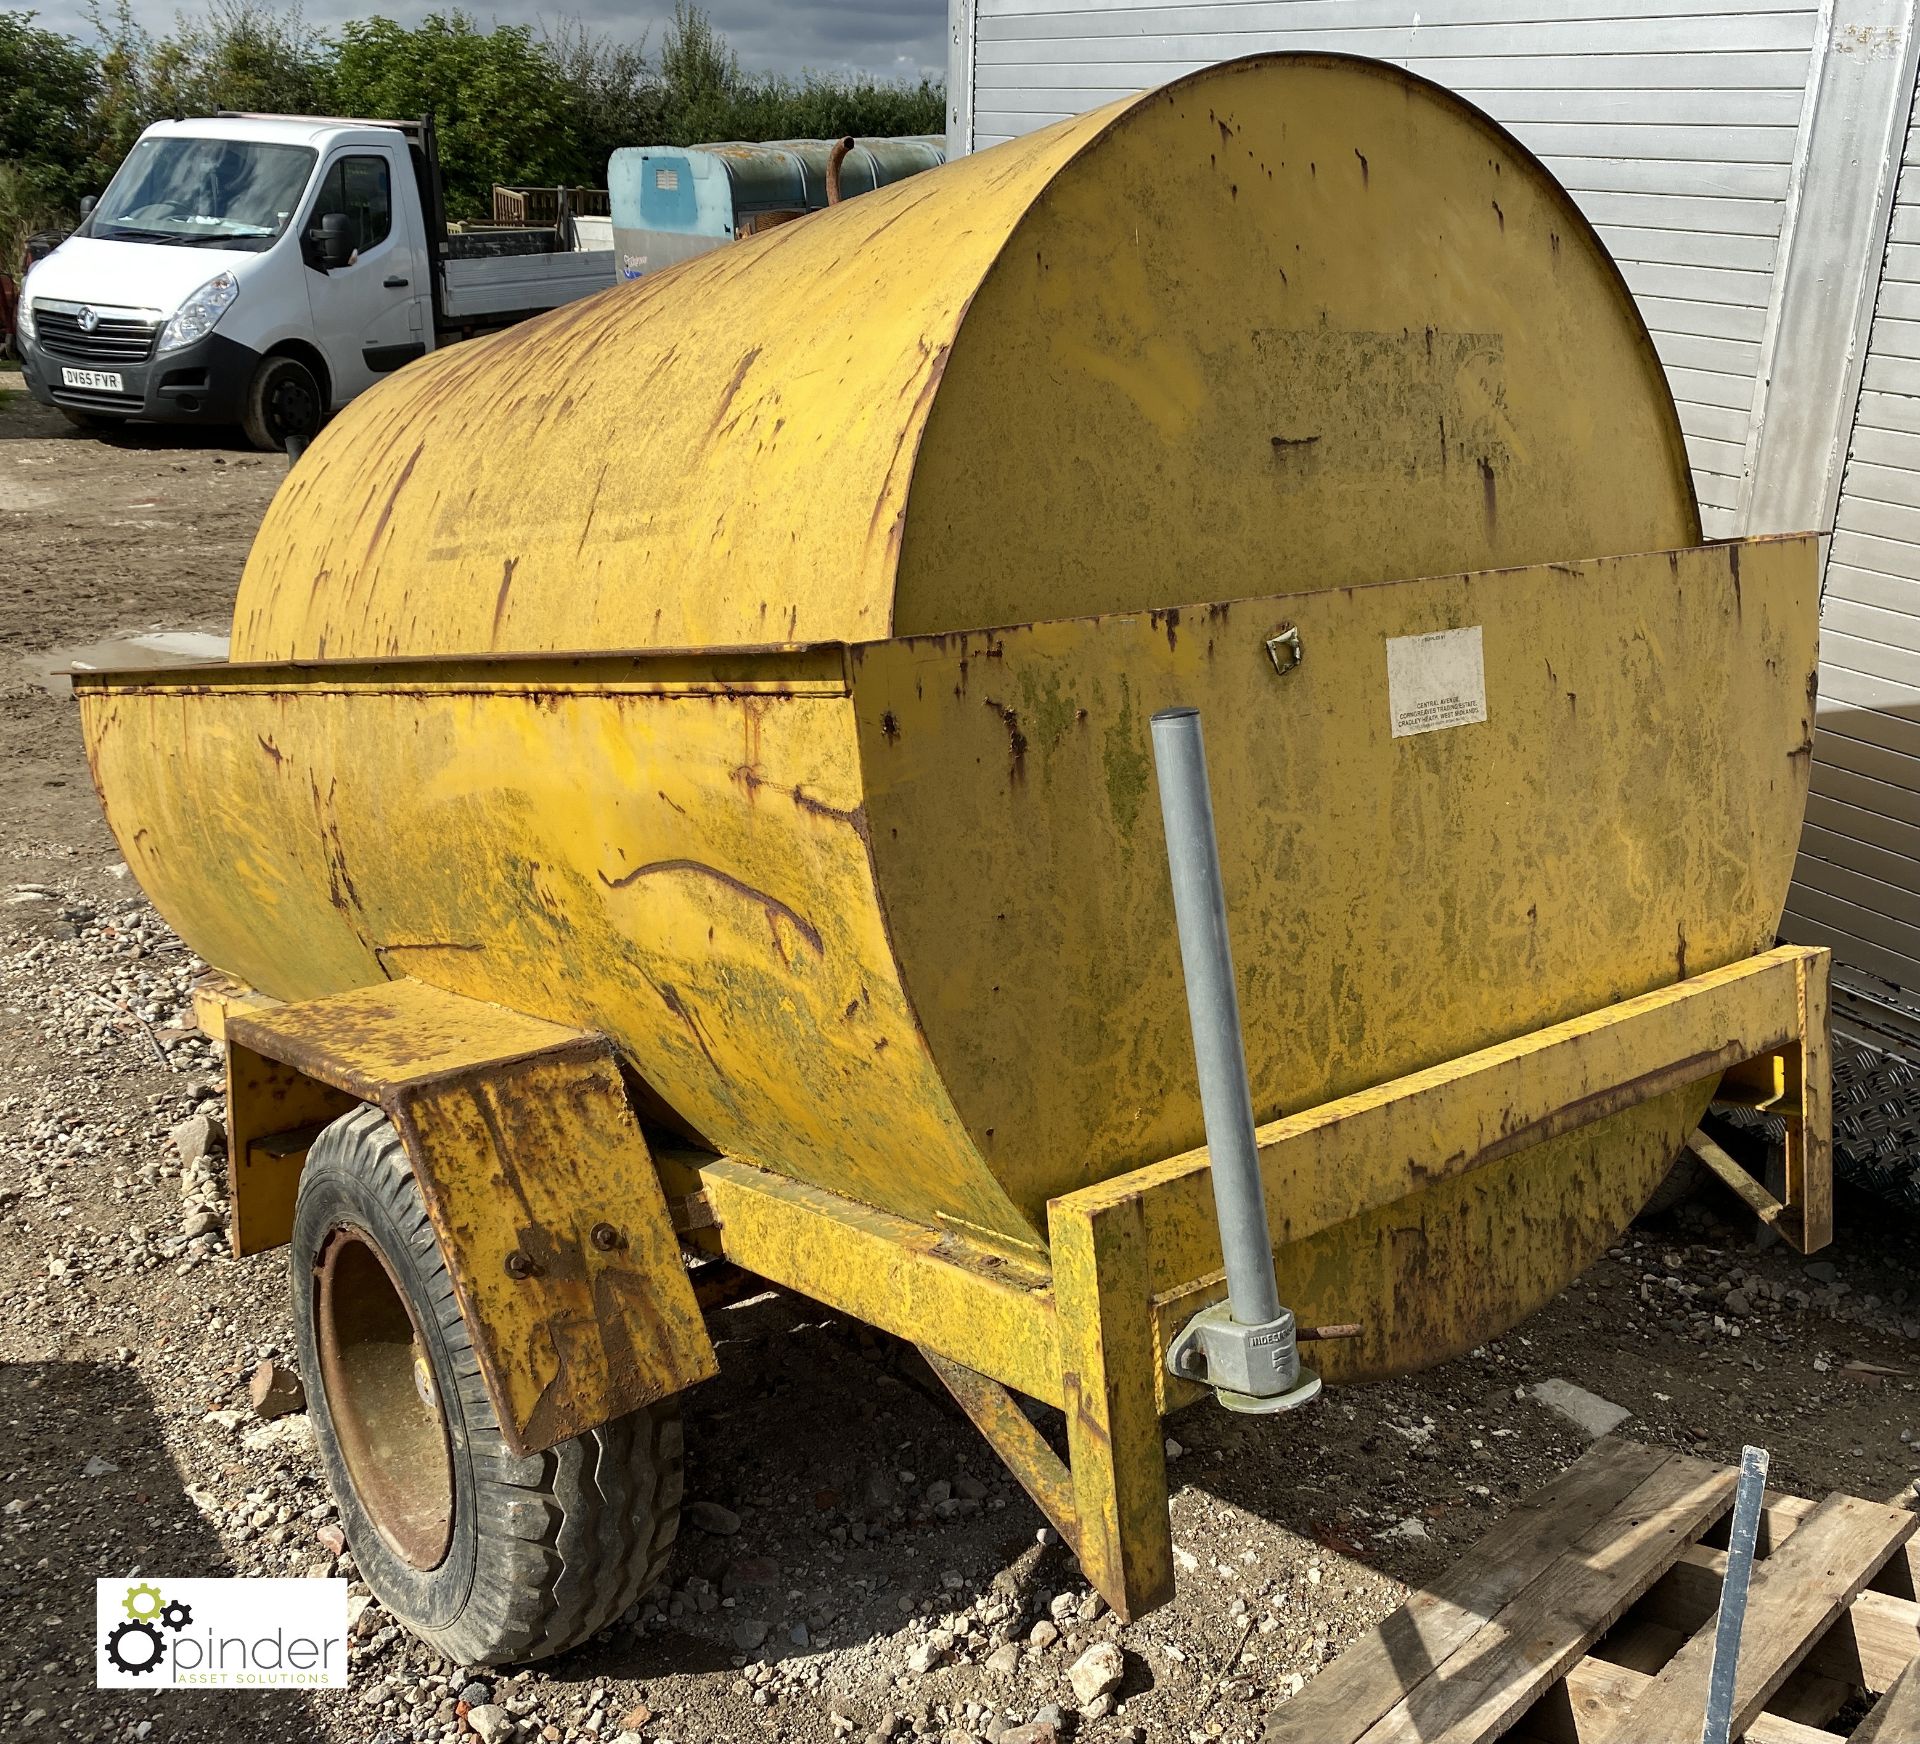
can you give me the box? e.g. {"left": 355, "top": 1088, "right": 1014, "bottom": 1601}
{"left": 291, "top": 1104, "right": 684, "bottom": 1666}
{"left": 241, "top": 353, "right": 323, "bottom": 451}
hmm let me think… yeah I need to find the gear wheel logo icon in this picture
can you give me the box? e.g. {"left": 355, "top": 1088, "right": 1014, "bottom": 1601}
{"left": 121, "top": 1583, "right": 163, "bottom": 1622}
{"left": 160, "top": 1599, "right": 193, "bottom": 1631}
{"left": 105, "top": 1619, "right": 167, "bottom": 1675}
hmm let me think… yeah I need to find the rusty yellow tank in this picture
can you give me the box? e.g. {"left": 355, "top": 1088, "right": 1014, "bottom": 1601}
{"left": 80, "top": 54, "right": 1818, "bottom": 1381}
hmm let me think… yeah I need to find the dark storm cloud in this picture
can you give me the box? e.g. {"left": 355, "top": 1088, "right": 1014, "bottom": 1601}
{"left": 36, "top": 0, "right": 948, "bottom": 78}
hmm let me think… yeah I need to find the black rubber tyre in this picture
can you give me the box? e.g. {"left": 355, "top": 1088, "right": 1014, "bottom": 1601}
{"left": 58, "top": 405, "right": 126, "bottom": 433}
{"left": 291, "top": 1104, "right": 684, "bottom": 1666}
{"left": 240, "top": 352, "right": 324, "bottom": 452}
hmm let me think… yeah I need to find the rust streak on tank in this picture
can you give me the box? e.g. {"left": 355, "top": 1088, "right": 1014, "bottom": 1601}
{"left": 597, "top": 859, "right": 825, "bottom": 957}
{"left": 363, "top": 440, "right": 425, "bottom": 559}
{"left": 491, "top": 557, "right": 520, "bottom": 644}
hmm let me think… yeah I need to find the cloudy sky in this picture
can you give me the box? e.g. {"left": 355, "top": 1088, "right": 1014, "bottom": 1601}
{"left": 37, "top": 0, "right": 949, "bottom": 79}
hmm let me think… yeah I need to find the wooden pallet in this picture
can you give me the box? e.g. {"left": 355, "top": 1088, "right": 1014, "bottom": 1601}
{"left": 1266, "top": 1437, "right": 1920, "bottom": 1744}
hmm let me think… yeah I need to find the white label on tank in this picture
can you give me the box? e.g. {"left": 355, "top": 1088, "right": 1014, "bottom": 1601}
{"left": 1385, "top": 626, "right": 1487, "bottom": 738}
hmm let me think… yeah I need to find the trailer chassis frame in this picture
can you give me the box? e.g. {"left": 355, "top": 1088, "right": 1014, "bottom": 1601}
{"left": 202, "top": 941, "right": 1829, "bottom": 1623}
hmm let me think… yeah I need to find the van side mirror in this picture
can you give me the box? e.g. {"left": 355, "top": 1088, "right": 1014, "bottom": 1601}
{"left": 317, "top": 213, "right": 354, "bottom": 269}
{"left": 79, "top": 195, "right": 97, "bottom": 219}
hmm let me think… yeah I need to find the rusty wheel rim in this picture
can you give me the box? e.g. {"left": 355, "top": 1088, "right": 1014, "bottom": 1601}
{"left": 314, "top": 1225, "right": 455, "bottom": 1570}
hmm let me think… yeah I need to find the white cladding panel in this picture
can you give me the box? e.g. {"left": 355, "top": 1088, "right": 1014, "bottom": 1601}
{"left": 1782, "top": 101, "right": 1920, "bottom": 1009}
{"left": 969, "top": 0, "right": 1822, "bottom": 533}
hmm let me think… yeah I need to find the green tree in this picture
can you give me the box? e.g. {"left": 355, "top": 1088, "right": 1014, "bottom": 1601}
{"left": 650, "top": 3, "right": 941, "bottom": 147}
{"left": 540, "top": 14, "right": 665, "bottom": 180}
{"left": 83, "top": 0, "right": 165, "bottom": 175}
{"left": 1, "top": 10, "right": 104, "bottom": 266}
{"left": 1, "top": 10, "right": 105, "bottom": 204}
{"left": 330, "top": 11, "right": 588, "bottom": 216}
{"left": 156, "top": 0, "right": 332, "bottom": 119}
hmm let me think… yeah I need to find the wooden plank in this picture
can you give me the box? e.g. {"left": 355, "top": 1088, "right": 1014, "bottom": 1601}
{"left": 1551, "top": 1651, "right": 1835, "bottom": 1744}
{"left": 1649, "top": 1549, "right": 1920, "bottom": 1692}
{"left": 1548, "top": 1657, "right": 1840, "bottom": 1744}
{"left": 1321, "top": 1450, "right": 1737, "bottom": 1744}
{"left": 1266, "top": 1438, "right": 1673, "bottom": 1744}
{"left": 1696, "top": 1494, "right": 1819, "bottom": 1554}
{"left": 1594, "top": 1494, "right": 1917, "bottom": 1744}
{"left": 1854, "top": 1660, "right": 1920, "bottom": 1744}
{"left": 1764, "top": 1660, "right": 1857, "bottom": 1732}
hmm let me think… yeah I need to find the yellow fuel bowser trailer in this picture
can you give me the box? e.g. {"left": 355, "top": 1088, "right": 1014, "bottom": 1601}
{"left": 77, "top": 53, "right": 1831, "bottom": 1665}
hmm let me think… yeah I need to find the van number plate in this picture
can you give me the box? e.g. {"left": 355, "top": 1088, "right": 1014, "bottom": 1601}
{"left": 61, "top": 368, "right": 123, "bottom": 392}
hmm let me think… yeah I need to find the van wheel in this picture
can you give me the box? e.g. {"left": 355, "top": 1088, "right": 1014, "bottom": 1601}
{"left": 241, "top": 353, "right": 324, "bottom": 451}
{"left": 291, "top": 1104, "right": 684, "bottom": 1666}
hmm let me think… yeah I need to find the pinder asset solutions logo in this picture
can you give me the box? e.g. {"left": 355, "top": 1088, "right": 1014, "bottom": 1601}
{"left": 97, "top": 1578, "right": 349, "bottom": 1689}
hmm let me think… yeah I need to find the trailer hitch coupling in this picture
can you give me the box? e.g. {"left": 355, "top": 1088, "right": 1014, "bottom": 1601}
{"left": 1151, "top": 707, "right": 1322, "bottom": 1417}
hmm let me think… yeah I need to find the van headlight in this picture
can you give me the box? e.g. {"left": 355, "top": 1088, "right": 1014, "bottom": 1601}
{"left": 158, "top": 272, "right": 240, "bottom": 353}
{"left": 16, "top": 283, "right": 34, "bottom": 342}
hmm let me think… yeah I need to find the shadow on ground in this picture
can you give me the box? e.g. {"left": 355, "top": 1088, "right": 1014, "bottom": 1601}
{"left": 0, "top": 1359, "right": 328, "bottom": 1741}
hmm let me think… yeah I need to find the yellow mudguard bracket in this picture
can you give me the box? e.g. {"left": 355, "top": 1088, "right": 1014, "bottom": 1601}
{"left": 223, "top": 978, "right": 718, "bottom": 1456}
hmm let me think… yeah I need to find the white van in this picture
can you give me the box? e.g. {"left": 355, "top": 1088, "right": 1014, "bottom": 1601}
{"left": 15, "top": 113, "right": 614, "bottom": 448}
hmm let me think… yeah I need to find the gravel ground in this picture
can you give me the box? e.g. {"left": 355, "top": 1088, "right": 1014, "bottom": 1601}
{"left": 5, "top": 384, "right": 1920, "bottom": 1744}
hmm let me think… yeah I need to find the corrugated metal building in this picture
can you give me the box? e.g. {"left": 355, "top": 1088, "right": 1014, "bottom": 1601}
{"left": 946, "top": 0, "right": 1920, "bottom": 1189}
